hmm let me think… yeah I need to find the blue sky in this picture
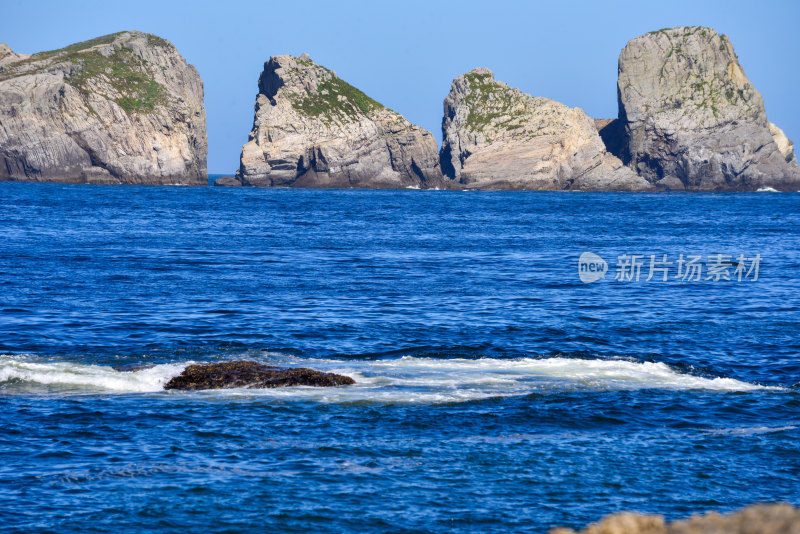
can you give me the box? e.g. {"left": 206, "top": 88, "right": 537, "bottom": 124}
{"left": 2, "top": 0, "right": 798, "bottom": 173}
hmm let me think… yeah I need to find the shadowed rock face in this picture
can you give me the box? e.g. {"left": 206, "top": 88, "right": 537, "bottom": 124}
{"left": 594, "top": 119, "right": 626, "bottom": 160}
{"left": 549, "top": 503, "right": 800, "bottom": 534}
{"left": 617, "top": 26, "right": 800, "bottom": 191}
{"left": 213, "top": 175, "right": 241, "bottom": 187}
{"left": 0, "top": 32, "right": 207, "bottom": 185}
{"left": 235, "top": 54, "right": 444, "bottom": 189}
{"left": 163, "top": 361, "right": 355, "bottom": 390}
{"left": 440, "top": 69, "right": 651, "bottom": 191}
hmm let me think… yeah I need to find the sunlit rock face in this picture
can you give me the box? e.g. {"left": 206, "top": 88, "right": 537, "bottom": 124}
{"left": 617, "top": 26, "right": 800, "bottom": 191}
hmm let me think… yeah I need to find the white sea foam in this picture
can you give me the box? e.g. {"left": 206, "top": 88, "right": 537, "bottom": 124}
{"left": 702, "top": 425, "right": 797, "bottom": 436}
{"left": 0, "top": 356, "right": 187, "bottom": 393}
{"left": 277, "top": 355, "right": 780, "bottom": 403}
{"left": 756, "top": 186, "right": 779, "bottom": 192}
{"left": 0, "top": 354, "right": 780, "bottom": 401}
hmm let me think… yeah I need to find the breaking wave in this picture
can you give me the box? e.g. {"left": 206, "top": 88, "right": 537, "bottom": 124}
{"left": 0, "top": 357, "right": 187, "bottom": 394}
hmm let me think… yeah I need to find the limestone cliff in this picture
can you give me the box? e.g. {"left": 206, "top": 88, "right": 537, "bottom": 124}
{"left": 0, "top": 31, "right": 207, "bottom": 185}
{"left": 236, "top": 54, "right": 443, "bottom": 188}
{"left": 440, "top": 69, "right": 651, "bottom": 191}
{"left": 617, "top": 26, "right": 800, "bottom": 191}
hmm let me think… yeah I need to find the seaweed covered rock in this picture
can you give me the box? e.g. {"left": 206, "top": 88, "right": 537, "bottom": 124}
{"left": 617, "top": 26, "right": 800, "bottom": 191}
{"left": 440, "top": 68, "right": 651, "bottom": 191}
{"left": 0, "top": 31, "right": 207, "bottom": 184}
{"left": 235, "top": 54, "right": 443, "bottom": 188}
{"left": 164, "top": 361, "right": 355, "bottom": 390}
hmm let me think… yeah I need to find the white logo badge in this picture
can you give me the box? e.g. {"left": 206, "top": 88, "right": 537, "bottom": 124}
{"left": 578, "top": 252, "right": 607, "bottom": 283}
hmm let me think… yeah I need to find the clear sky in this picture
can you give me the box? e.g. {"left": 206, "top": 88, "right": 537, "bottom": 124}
{"left": 2, "top": 0, "right": 798, "bottom": 173}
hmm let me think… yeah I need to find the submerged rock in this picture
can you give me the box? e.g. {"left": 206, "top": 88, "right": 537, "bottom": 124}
{"left": 549, "top": 503, "right": 800, "bottom": 534}
{"left": 163, "top": 361, "right": 355, "bottom": 390}
{"left": 617, "top": 26, "right": 800, "bottom": 191}
{"left": 439, "top": 68, "right": 651, "bottom": 191}
{"left": 0, "top": 31, "right": 207, "bottom": 185}
{"left": 235, "top": 54, "right": 443, "bottom": 188}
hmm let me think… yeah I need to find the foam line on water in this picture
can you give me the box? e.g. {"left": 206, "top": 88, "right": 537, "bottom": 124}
{"left": 0, "top": 354, "right": 781, "bottom": 400}
{"left": 0, "top": 356, "right": 188, "bottom": 393}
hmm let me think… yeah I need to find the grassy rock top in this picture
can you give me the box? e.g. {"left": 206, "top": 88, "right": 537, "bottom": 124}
{"left": 0, "top": 31, "right": 173, "bottom": 114}
{"left": 449, "top": 68, "right": 590, "bottom": 144}
{"left": 260, "top": 54, "right": 385, "bottom": 124}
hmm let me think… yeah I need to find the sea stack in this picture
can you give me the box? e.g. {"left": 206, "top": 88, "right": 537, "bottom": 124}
{"left": 0, "top": 32, "right": 207, "bottom": 185}
{"left": 439, "top": 68, "right": 650, "bottom": 191}
{"left": 235, "top": 54, "right": 444, "bottom": 188}
{"left": 616, "top": 26, "right": 800, "bottom": 191}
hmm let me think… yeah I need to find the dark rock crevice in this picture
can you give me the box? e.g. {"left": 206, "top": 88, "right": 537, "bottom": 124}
{"left": 593, "top": 119, "right": 625, "bottom": 161}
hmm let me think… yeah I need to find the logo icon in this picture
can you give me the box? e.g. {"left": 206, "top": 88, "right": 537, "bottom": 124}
{"left": 578, "top": 252, "right": 607, "bottom": 283}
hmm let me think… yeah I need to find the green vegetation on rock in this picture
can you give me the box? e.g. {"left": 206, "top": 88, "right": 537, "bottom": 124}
{"left": 463, "top": 71, "right": 527, "bottom": 135}
{"left": 0, "top": 32, "right": 168, "bottom": 114}
{"left": 65, "top": 48, "right": 167, "bottom": 114}
{"left": 293, "top": 75, "right": 384, "bottom": 121}
{"left": 145, "top": 35, "right": 172, "bottom": 49}
{"left": 36, "top": 33, "right": 125, "bottom": 58}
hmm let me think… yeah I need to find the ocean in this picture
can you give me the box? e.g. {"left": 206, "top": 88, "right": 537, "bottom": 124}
{"left": 0, "top": 182, "right": 798, "bottom": 532}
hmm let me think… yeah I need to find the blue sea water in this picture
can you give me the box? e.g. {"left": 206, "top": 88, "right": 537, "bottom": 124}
{"left": 0, "top": 182, "right": 798, "bottom": 533}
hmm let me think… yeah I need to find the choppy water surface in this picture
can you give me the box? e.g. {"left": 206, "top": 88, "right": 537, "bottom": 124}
{"left": 1, "top": 184, "right": 798, "bottom": 532}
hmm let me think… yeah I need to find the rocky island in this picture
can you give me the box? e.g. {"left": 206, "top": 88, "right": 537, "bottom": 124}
{"left": 1, "top": 26, "right": 797, "bottom": 191}
{"left": 612, "top": 26, "right": 800, "bottom": 191}
{"left": 232, "top": 54, "right": 444, "bottom": 188}
{"left": 0, "top": 31, "right": 207, "bottom": 185}
{"left": 439, "top": 68, "right": 651, "bottom": 191}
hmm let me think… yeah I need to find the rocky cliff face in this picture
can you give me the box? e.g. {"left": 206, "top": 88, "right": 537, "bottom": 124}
{"left": 617, "top": 26, "right": 800, "bottom": 191}
{"left": 0, "top": 32, "right": 207, "bottom": 185}
{"left": 440, "top": 69, "right": 651, "bottom": 191}
{"left": 236, "top": 54, "right": 443, "bottom": 188}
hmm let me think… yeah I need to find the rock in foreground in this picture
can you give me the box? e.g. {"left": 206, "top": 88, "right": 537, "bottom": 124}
{"left": 440, "top": 68, "right": 651, "bottom": 191}
{"left": 0, "top": 31, "right": 207, "bottom": 185}
{"left": 236, "top": 54, "right": 443, "bottom": 188}
{"left": 617, "top": 26, "right": 800, "bottom": 191}
{"left": 550, "top": 503, "right": 800, "bottom": 534}
{"left": 164, "top": 361, "right": 355, "bottom": 390}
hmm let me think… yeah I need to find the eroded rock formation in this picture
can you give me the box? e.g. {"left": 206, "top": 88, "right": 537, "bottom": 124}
{"left": 616, "top": 26, "right": 800, "bottom": 191}
{"left": 0, "top": 31, "right": 207, "bottom": 185}
{"left": 236, "top": 54, "right": 443, "bottom": 188}
{"left": 440, "top": 68, "right": 651, "bottom": 191}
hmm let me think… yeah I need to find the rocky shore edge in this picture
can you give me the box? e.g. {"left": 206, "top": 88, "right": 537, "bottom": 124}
{"left": 549, "top": 503, "right": 800, "bottom": 534}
